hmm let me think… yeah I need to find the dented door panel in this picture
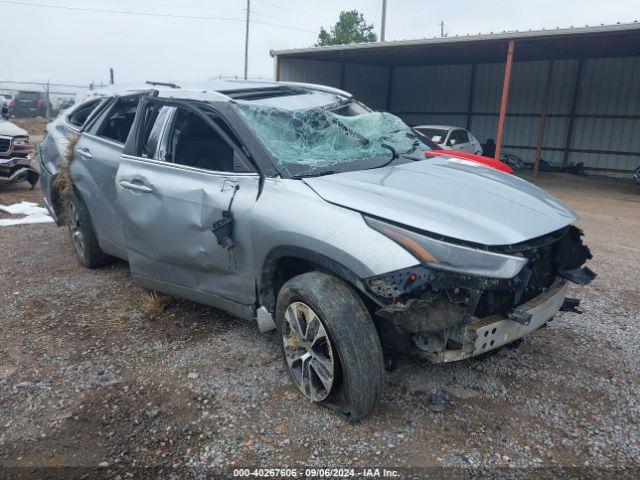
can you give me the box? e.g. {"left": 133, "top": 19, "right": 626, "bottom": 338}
{"left": 115, "top": 155, "right": 260, "bottom": 306}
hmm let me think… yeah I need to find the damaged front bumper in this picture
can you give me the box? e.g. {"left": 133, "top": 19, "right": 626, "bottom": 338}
{"left": 0, "top": 156, "right": 39, "bottom": 187}
{"left": 428, "top": 279, "right": 567, "bottom": 363}
{"left": 364, "top": 225, "right": 595, "bottom": 363}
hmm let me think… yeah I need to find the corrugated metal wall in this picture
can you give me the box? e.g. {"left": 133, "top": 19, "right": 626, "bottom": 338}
{"left": 279, "top": 55, "right": 640, "bottom": 178}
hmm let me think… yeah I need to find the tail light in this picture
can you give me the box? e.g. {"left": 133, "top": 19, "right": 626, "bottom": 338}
{"left": 37, "top": 99, "right": 45, "bottom": 105}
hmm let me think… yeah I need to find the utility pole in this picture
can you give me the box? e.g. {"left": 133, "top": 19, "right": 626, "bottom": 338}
{"left": 380, "top": 0, "right": 387, "bottom": 41}
{"left": 244, "top": 0, "right": 250, "bottom": 80}
{"left": 45, "top": 80, "right": 50, "bottom": 121}
{"left": 109, "top": 68, "right": 114, "bottom": 85}
{"left": 440, "top": 21, "right": 445, "bottom": 37}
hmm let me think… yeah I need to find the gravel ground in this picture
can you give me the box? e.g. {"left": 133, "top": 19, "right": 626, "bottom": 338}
{"left": 0, "top": 169, "right": 639, "bottom": 478}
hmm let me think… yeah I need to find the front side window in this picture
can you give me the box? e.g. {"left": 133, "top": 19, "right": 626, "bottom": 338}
{"left": 235, "top": 94, "right": 421, "bottom": 177}
{"left": 142, "top": 106, "right": 175, "bottom": 160}
{"left": 158, "top": 107, "right": 240, "bottom": 173}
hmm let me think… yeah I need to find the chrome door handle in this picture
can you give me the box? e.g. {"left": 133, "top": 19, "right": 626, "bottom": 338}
{"left": 118, "top": 180, "right": 153, "bottom": 193}
{"left": 77, "top": 147, "right": 92, "bottom": 159}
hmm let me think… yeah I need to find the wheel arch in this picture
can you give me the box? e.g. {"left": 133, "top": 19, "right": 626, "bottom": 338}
{"left": 258, "top": 246, "right": 375, "bottom": 314}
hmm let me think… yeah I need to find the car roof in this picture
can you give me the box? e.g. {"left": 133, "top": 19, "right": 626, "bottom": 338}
{"left": 80, "top": 79, "right": 352, "bottom": 105}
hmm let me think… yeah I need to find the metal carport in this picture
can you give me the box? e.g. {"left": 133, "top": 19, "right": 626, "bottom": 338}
{"left": 272, "top": 23, "right": 640, "bottom": 178}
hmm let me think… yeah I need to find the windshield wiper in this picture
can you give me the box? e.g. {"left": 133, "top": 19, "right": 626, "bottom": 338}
{"left": 291, "top": 170, "right": 336, "bottom": 179}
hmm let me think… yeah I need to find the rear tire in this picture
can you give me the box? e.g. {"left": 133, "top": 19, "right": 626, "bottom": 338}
{"left": 67, "top": 191, "right": 110, "bottom": 268}
{"left": 276, "top": 271, "right": 385, "bottom": 422}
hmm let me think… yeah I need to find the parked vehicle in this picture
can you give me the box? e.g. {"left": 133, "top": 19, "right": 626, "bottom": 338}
{"left": 13, "top": 90, "right": 50, "bottom": 117}
{"left": 1, "top": 94, "right": 14, "bottom": 119}
{"left": 0, "top": 119, "right": 39, "bottom": 188}
{"left": 412, "top": 128, "right": 512, "bottom": 173}
{"left": 39, "top": 81, "right": 595, "bottom": 421}
{"left": 413, "top": 125, "right": 483, "bottom": 154}
{"left": 634, "top": 166, "right": 640, "bottom": 185}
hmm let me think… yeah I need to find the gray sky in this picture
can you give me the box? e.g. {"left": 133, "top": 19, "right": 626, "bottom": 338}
{"left": 1, "top": 0, "right": 639, "bottom": 86}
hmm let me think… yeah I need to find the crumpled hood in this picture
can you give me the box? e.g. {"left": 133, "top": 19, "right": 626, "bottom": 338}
{"left": 303, "top": 157, "right": 578, "bottom": 246}
{"left": 0, "top": 119, "right": 28, "bottom": 138}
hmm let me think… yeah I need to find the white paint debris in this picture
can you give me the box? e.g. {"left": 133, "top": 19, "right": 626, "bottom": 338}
{"left": 0, "top": 202, "right": 54, "bottom": 226}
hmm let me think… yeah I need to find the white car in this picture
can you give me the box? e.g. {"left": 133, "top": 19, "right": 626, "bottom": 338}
{"left": 413, "top": 125, "right": 483, "bottom": 155}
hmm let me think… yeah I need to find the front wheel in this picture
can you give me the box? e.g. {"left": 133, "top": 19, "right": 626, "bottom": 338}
{"left": 276, "top": 272, "right": 385, "bottom": 422}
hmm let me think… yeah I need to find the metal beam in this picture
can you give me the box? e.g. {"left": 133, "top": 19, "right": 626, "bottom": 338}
{"left": 339, "top": 62, "right": 346, "bottom": 90}
{"left": 385, "top": 66, "right": 394, "bottom": 111}
{"left": 466, "top": 63, "right": 476, "bottom": 130}
{"left": 533, "top": 60, "right": 554, "bottom": 177}
{"left": 563, "top": 58, "right": 584, "bottom": 165}
{"left": 495, "top": 39, "right": 515, "bottom": 161}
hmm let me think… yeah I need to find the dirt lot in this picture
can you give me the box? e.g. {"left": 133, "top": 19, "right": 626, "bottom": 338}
{"left": 1, "top": 167, "right": 639, "bottom": 477}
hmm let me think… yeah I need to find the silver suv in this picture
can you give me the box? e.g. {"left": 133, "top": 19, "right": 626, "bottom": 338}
{"left": 39, "top": 81, "right": 595, "bottom": 421}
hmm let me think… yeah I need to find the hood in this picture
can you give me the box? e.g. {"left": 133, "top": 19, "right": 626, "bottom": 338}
{"left": 303, "top": 157, "right": 578, "bottom": 246}
{"left": 0, "top": 119, "right": 28, "bottom": 138}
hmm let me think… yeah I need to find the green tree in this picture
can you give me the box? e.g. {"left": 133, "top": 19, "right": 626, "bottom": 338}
{"left": 316, "top": 10, "right": 377, "bottom": 47}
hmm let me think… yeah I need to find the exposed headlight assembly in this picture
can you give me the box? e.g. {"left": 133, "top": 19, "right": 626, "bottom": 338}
{"left": 365, "top": 217, "right": 528, "bottom": 279}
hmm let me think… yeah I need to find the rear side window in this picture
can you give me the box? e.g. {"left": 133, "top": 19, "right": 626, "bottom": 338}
{"left": 451, "top": 129, "right": 469, "bottom": 144}
{"left": 67, "top": 99, "right": 101, "bottom": 127}
{"left": 94, "top": 96, "right": 139, "bottom": 144}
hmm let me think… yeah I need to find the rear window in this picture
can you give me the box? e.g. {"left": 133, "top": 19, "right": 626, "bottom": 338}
{"left": 67, "top": 99, "right": 102, "bottom": 127}
{"left": 16, "top": 91, "right": 42, "bottom": 100}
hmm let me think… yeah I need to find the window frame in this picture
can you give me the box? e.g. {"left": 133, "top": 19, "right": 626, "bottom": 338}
{"left": 86, "top": 94, "right": 140, "bottom": 144}
{"left": 124, "top": 97, "right": 258, "bottom": 176}
{"left": 65, "top": 98, "right": 104, "bottom": 130}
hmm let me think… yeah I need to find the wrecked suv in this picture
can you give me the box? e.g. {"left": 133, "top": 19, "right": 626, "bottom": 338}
{"left": 39, "top": 81, "right": 595, "bottom": 421}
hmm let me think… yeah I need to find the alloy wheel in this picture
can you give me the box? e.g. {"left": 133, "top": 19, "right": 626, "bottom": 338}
{"left": 68, "top": 202, "right": 85, "bottom": 259}
{"left": 282, "top": 302, "right": 335, "bottom": 402}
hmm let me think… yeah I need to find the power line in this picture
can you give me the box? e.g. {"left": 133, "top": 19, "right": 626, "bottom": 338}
{"left": 253, "top": 0, "right": 334, "bottom": 20}
{"left": 0, "top": 0, "right": 315, "bottom": 32}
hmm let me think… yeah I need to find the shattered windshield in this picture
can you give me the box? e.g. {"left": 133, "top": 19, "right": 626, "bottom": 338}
{"left": 234, "top": 96, "right": 422, "bottom": 177}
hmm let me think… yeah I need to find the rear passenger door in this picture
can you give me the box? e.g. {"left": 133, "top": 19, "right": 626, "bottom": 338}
{"left": 73, "top": 95, "right": 140, "bottom": 258}
{"left": 114, "top": 100, "right": 260, "bottom": 316}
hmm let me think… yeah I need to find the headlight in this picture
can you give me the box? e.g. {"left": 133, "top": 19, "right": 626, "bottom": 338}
{"left": 365, "top": 217, "right": 527, "bottom": 279}
{"left": 12, "top": 137, "right": 30, "bottom": 147}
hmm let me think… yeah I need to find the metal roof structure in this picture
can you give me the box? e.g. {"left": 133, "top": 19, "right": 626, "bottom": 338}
{"left": 271, "top": 22, "right": 640, "bottom": 64}
{"left": 273, "top": 22, "right": 640, "bottom": 178}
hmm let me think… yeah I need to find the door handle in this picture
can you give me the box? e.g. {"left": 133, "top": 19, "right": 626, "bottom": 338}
{"left": 77, "top": 147, "right": 92, "bottom": 159}
{"left": 118, "top": 180, "right": 153, "bottom": 193}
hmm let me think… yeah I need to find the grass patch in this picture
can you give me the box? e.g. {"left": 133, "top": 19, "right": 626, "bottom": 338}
{"left": 142, "top": 290, "right": 169, "bottom": 317}
{"left": 52, "top": 134, "right": 80, "bottom": 223}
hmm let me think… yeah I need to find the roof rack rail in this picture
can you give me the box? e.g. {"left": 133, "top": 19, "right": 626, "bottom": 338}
{"left": 145, "top": 80, "right": 181, "bottom": 89}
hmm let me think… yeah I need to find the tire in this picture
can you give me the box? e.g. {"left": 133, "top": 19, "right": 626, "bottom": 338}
{"left": 275, "top": 271, "right": 385, "bottom": 422}
{"left": 67, "top": 191, "right": 110, "bottom": 268}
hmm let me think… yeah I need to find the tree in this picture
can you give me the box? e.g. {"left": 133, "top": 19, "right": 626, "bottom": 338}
{"left": 316, "top": 10, "right": 377, "bottom": 47}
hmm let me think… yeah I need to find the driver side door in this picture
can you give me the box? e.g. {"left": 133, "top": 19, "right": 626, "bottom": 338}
{"left": 114, "top": 100, "right": 260, "bottom": 319}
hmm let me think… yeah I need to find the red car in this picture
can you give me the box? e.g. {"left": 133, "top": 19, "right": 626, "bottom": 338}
{"left": 413, "top": 128, "right": 513, "bottom": 174}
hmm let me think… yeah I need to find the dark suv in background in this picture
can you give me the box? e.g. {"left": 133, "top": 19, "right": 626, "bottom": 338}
{"left": 13, "top": 90, "right": 50, "bottom": 117}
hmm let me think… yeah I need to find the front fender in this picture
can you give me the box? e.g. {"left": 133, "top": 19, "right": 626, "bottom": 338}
{"left": 252, "top": 178, "right": 418, "bottom": 309}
